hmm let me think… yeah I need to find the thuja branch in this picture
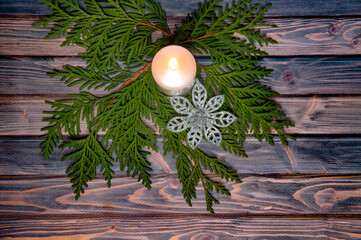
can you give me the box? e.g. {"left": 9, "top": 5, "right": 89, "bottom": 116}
{"left": 196, "top": 62, "right": 212, "bottom": 76}
{"left": 138, "top": 21, "right": 174, "bottom": 39}
{"left": 115, "top": 62, "right": 152, "bottom": 94}
{"left": 38, "top": 0, "right": 292, "bottom": 214}
{"left": 181, "top": 33, "right": 217, "bottom": 44}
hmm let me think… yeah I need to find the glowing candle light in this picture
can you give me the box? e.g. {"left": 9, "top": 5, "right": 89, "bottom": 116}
{"left": 152, "top": 45, "right": 197, "bottom": 95}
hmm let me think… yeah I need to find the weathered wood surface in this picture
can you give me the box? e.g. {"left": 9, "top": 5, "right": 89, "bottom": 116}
{"left": 2, "top": 18, "right": 361, "bottom": 56}
{"left": 1, "top": 0, "right": 361, "bottom": 238}
{"left": 1, "top": 176, "right": 361, "bottom": 215}
{"left": 2, "top": 56, "right": 361, "bottom": 96}
{"left": 1, "top": 96, "right": 361, "bottom": 135}
{"left": 1, "top": 0, "right": 361, "bottom": 17}
{"left": 1, "top": 218, "right": 361, "bottom": 240}
{"left": 1, "top": 137, "right": 361, "bottom": 176}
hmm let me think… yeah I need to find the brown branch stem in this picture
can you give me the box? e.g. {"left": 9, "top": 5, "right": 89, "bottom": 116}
{"left": 137, "top": 21, "right": 174, "bottom": 39}
{"left": 181, "top": 33, "right": 217, "bottom": 44}
{"left": 115, "top": 62, "right": 152, "bottom": 94}
{"left": 196, "top": 62, "right": 214, "bottom": 77}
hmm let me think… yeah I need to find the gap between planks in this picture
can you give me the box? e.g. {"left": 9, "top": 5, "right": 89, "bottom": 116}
{"left": 0, "top": 173, "right": 361, "bottom": 180}
{"left": 1, "top": 213, "right": 361, "bottom": 221}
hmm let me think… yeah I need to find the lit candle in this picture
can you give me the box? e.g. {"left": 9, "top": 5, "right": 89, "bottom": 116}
{"left": 152, "top": 45, "right": 197, "bottom": 95}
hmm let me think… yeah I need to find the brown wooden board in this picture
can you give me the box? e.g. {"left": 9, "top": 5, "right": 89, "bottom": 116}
{"left": 1, "top": 0, "right": 361, "bottom": 237}
{"left": 2, "top": 56, "right": 361, "bottom": 96}
{"left": 1, "top": 17, "right": 361, "bottom": 56}
{"left": 0, "top": 176, "right": 361, "bottom": 215}
{"left": 1, "top": 0, "right": 361, "bottom": 17}
{"left": 1, "top": 137, "right": 361, "bottom": 176}
{"left": 1, "top": 96, "right": 361, "bottom": 135}
{"left": 1, "top": 218, "right": 361, "bottom": 239}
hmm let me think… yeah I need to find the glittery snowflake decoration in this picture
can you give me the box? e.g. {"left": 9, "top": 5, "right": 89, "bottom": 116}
{"left": 166, "top": 80, "right": 237, "bottom": 149}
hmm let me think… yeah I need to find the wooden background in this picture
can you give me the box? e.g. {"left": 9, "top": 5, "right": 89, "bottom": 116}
{"left": 1, "top": 0, "right": 361, "bottom": 239}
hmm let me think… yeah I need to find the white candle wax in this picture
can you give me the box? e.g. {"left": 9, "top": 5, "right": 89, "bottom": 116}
{"left": 151, "top": 45, "right": 197, "bottom": 95}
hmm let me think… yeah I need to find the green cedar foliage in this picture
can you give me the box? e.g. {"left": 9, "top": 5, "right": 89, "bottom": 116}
{"left": 37, "top": 0, "right": 294, "bottom": 213}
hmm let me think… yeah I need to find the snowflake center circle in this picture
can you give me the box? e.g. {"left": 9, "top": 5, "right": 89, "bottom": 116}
{"left": 188, "top": 108, "right": 208, "bottom": 128}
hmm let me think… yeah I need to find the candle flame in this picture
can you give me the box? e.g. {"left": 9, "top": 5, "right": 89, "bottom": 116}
{"left": 168, "top": 57, "right": 179, "bottom": 71}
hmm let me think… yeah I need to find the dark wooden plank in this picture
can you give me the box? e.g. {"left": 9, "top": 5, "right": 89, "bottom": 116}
{"left": 0, "top": 176, "right": 361, "bottom": 215}
{"left": 0, "top": 57, "right": 89, "bottom": 96}
{"left": 261, "top": 57, "right": 361, "bottom": 95}
{"left": 1, "top": 96, "right": 361, "bottom": 135}
{"left": 1, "top": 0, "right": 361, "bottom": 17}
{"left": 1, "top": 137, "right": 361, "bottom": 176}
{"left": 1, "top": 218, "right": 361, "bottom": 239}
{"left": 2, "top": 56, "right": 361, "bottom": 96}
{"left": 0, "top": 18, "right": 82, "bottom": 56}
{"left": 256, "top": 18, "right": 361, "bottom": 56}
{"left": 2, "top": 18, "right": 361, "bottom": 56}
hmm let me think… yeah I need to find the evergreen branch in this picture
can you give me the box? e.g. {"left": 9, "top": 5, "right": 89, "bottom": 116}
{"left": 40, "top": 92, "right": 101, "bottom": 160}
{"left": 49, "top": 64, "right": 133, "bottom": 91}
{"left": 38, "top": 0, "right": 293, "bottom": 213}
{"left": 193, "top": 149, "right": 241, "bottom": 213}
{"left": 181, "top": 33, "right": 217, "bottom": 44}
{"left": 197, "top": 150, "right": 241, "bottom": 183}
{"left": 36, "top": 0, "right": 173, "bottom": 70}
{"left": 164, "top": 127, "right": 241, "bottom": 213}
{"left": 177, "top": 0, "right": 273, "bottom": 46}
{"left": 137, "top": 21, "right": 174, "bottom": 38}
{"left": 96, "top": 70, "right": 157, "bottom": 189}
{"left": 200, "top": 64, "right": 294, "bottom": 146}
{"left": 115, "top": 62, "right": 152, "bottom": 94}
{"left": 61, "top": 132, "right": 115, "bottom": 199}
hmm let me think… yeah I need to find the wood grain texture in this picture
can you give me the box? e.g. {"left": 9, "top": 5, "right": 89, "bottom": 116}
{"left": 255, "top": 18, "right": 361, "bottom": 56}
{"left": 0, "top": 176, "right": 361, "bottom": 215}
{"left": 2, "top": 17, "right": 361, "bottom": 56}
{"left": 1, "top": 96, "right": 361, "bottom": 135}
{"left": 261, "top": 57, "right": 361, "bottom": 95}
{"left": 0, "top": 18, "right": 83, "bottom": 56}
{"left": 2, "top": 56, "right": 361, "bottom": 96}
{"left": 1, "top": 0, "right": 361, "bottom": 237}
{"left": 1, "top": 218, "right": 361, "bottom": 239}
{"left": 1, "top": 137, "right": 361, "bottom": 176}
{"left": 1, "top": 0, "right": 361, "bottom": 17}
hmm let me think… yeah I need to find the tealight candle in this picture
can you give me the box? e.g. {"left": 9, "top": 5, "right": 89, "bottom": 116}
{"left": 152, "top": 45, "right": 197, "bottom": 95}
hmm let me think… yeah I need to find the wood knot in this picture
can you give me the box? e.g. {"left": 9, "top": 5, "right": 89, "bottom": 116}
{"left": 198, "top": 234, "right": 218, "bottom": 240}
{"left": 309, "top": 111, "right": 322, "bottom": 121}
{"left": 282, "top": 70, "right": 295, "bottom": 82}
{"left": 251, "top": 183, "right": 259, "bottom": 190}
{"left": 329, "top": 24, "right": 340, "bottom": 36}
{"left": 351, "top": 38, "right": 361, "bottom": 48}
{"left": 170, "top": 177, "right": 180, "bottom": 189}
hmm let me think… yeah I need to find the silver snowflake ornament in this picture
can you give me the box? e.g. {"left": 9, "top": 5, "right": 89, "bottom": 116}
{"left": 166, "top": 79, "right": 237, "bottom": 149}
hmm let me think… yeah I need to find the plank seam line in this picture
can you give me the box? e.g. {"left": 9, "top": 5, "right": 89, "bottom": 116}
{"left": 1, "top": 213, "right": 361, "bottom": 221}
{"left": 2, "top": 15, "right": 361, "bottom": 20}
{"left": 1, "top": 173, "right": 361, "bottom": 180}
